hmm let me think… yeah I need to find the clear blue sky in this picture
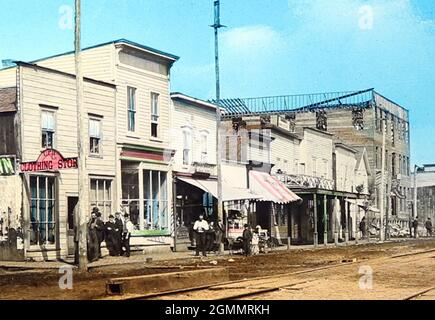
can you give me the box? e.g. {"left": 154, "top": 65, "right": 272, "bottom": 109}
{"left": 0, "top": 0, "right": 434, "bottom": 165}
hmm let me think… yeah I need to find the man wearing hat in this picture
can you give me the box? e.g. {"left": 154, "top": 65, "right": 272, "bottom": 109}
{"left": 193, "top": 215, "right": 209, "bottom": 257}
{"left": 242, "top": 224, "right": 253, "bottom": 257}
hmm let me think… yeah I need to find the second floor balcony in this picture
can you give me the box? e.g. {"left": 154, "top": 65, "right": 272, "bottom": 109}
{"left": 274, "top": 172, "right": 335, "bottom": 191}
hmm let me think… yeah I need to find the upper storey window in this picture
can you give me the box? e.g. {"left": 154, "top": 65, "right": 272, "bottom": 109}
{"left": 127, "top": 87, "right": 137, "bottom": 132}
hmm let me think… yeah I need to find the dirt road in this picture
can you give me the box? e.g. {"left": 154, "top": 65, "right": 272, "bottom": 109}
{"left": 0, "top": 239, "right": 433, "bottom": 300}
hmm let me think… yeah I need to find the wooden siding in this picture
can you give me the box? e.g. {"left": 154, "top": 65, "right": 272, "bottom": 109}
{"left": 19, "top": 65, "right": 116, "bottom": 257}
{"left": 0, "top": 114, "right": 17, "bottom": 155}
{"left": 0, "top": 67, "right": 17, "bottom": 88}
{"left": 36, "top": 44, "right": 114, "bottom": 83}
{"left": 335, "top": 147, "right": 357, "bottom": 193}
{"left": 115, "top": 65, "right": 171, "bottom": 150}
{"left": 35, "top": 43, "right": 174, "bottom": 153}
{"left": 299, "top": 129, "right": 333, "bottom": 179}
{"left": 271, "top": 131, "right": 300, "bottom": 175}
{"left": 171, "top": 99, "right": 217, "bottom": 174}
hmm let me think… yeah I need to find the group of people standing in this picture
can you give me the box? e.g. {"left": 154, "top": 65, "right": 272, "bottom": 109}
{"left": 87, "top": 208, "right": 134, "bottom": 262}
{"left": 359, "top": 216, "right": 433, "bottom": 239}
{"left": 192, "top": 215, "right": 224, "bottom": 257}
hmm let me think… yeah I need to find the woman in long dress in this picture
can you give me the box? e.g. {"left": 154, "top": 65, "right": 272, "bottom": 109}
{"left": 105, "top": 215, "right": 120, "bottom": 256}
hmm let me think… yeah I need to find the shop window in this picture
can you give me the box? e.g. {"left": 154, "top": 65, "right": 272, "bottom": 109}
{"left": 203, "top": 193, "right": 214, "bottom": 217}
{"left": 143, "top": 170, "right": 168, "bottom": 231}
{"left": 151, "top": 92, "right": 159, "bottom": 138}
{"left": 127, "top": 87, "right": 136, "bottom": 132}
{"left": 89, "top": 119, "right": 102, "bottom": 155}
{"left": 41, "top": 110, "right": 55, "bottom": 149}
{"left": 90, "top": 179, "right": 112, "bottom": 220}
{"left": 30, "top": 176, "right": 56, "bottom": 246}
{"left": 183, "top": 128, "right": 192, "bottom": 165}
{"left": 352, "top": 108, "right": 364, "bottom": 130}
{"left": 121, "top": 169, "right": 140, "bottom": 228}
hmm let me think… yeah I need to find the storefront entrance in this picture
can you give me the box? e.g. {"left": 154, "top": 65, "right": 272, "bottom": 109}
{"left": 67, "top": 197, "right": 78, "bottom": 257}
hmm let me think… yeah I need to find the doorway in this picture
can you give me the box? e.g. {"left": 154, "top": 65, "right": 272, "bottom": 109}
{"left": 67, "top": 197, "right": 78, "bottom": 257}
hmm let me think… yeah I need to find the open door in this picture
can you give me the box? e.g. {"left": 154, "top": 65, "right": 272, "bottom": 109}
{"left": 67, "top": 197, "right": 78, "bottom": 257}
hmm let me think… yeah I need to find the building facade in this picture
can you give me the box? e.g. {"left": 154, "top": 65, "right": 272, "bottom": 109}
{"left": 36, "top": 39, "right": 180, "bottom": 251}
{"left": 414, "top": 165, "right": 435, "bottom": 227}
{"left": 0, "top": 40, "right": 180, "bottom": 260}
{"left": 0, "top": 62, "right": 116, "bottom": 260}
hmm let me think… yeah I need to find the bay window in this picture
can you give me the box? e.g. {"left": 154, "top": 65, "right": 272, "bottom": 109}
{"left": 121, "top": 169, "right": 140, "bottom": 228}
{"left": 143, "top": 170, "right": 168, "bottom": 232}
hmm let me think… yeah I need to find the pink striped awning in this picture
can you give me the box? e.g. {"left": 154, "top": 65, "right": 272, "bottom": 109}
{"left": 249, "top": 171, "right": 302, "bottom": 204}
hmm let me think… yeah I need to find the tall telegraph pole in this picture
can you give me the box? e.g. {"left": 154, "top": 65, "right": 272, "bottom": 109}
{"left": 75, "top": 0, "right": 88, "bottom": 271}
{"left": 211, "top": 0, "right": 225, "bottom": 253}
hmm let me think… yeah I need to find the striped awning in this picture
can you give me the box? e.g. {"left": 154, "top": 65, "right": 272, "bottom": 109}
{"left": 177, "top": 177, "right": 261, "bottom": 202}
{"left": 249, "top": 171, "right": 302, "bottom": 204}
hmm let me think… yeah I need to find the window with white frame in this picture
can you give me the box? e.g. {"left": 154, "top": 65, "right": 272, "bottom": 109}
{"left": 151, "top": 92, "right": 159, "bottom": 138}
{"left": 312, "top": 158, "right": 318, "bottom": 176}
{"left": 143, "top": 170, "right": 168, "bottom": 232}
{"left": 89, "top": 118, "right": 102, "bottom": 155}
{"left": 121, "top": 169, "right": 140, "bottom": 228}
{"left": 294, "top": 160, "right": 299, "bottom": 174}
{"left": 30, "top": 176, "right": 56, "bottom": 246}
{"left": 90, "top": 179, "right": 112, "bottom": 220}
{"left": 41, "top": 110, "right": 55, "bottom": 149}
{"left": 127, "top": 87, "right": 136, "bottom": 132}
{"left": 182, "top": 128, "right": 192, "bottom": 165}
{"left": 200, "top": 131, "right": 208, "bottom": 163}
{"left": 322, "top": 159, "right": 328, "bottom": 178}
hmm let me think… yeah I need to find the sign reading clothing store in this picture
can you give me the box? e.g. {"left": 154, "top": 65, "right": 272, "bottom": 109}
{"left": 20, "top": 149, "right": 78, "bottom": 172}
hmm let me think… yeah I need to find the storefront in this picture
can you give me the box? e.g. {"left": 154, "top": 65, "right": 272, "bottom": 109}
{"left": 118, "top": 145, "right": 174, "bottom": 251}
{"left": 17, "top": 149, "right": 80, "bottom": 260}
{"left": 248, "top": 170, "right": 302, "bottom": 244}
{"left": 173, "top": 173, "right": 261, "bottom": 251}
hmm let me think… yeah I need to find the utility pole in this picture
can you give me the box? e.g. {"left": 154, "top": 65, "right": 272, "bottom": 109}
{"left": 379, "top": 118, "right": 386, "bottom": 242}
{"left": 413, "top": 165, "right": 418, "bottom": 219}
{"left": 75, "top": 0, "right": 88, "bottom": 271}
{"left": 211, "top": 0, "right": 225, "bottom": 253}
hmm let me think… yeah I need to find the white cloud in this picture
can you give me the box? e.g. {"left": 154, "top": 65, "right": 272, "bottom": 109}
{"left": 221, "top": 25, "right": 287, "bottom": 54}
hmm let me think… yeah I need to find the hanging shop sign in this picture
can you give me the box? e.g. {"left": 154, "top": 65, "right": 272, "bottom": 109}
{"left": 20, "top": 149, "right": 78, "bottom": 173}
{"left": 0, "top": 156, "right": 16, "bottom": 176}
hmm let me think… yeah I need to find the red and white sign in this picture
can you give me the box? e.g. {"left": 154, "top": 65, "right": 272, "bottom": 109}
{"left": 20, "top": 149, "right": 78, "bottom": 173}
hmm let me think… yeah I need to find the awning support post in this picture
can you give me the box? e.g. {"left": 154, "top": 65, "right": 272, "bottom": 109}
{"left": 323, "top": 195, "right": 328, "bottom": 246}
{"left": 313, "top": 193, "right": 318, "bottom": 247}
{"left": 344, "top": 198, "right": 349, "bottom": 245}
{"left": 334, "top": 197, "right": 339, "bottom": 246}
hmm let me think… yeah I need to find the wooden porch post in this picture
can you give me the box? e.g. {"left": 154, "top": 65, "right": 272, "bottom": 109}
{"left": 313, "top": 193, "right": 318, "bottom": 247}
{"left": 344, "top": 198, "right": 349, "bottom": 245}
{"left": 323, "top": 195, "right": 328, "bottom": 246}
{"left": 334, "top": 197, "right": 339, "bottom": 246}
